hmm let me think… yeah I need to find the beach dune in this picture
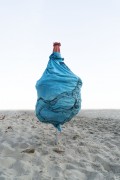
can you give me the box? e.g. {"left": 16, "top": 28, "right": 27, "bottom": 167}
{"left": 0, "top": 110, "right": 120, "bottom": 180}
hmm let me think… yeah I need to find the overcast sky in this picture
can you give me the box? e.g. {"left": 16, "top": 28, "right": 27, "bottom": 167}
{"left": 0, "top": 0, "right": 120, "bottom": 109}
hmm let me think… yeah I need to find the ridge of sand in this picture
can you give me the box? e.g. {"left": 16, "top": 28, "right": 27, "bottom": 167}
{"left": 0, "top": 110, "right": 120, "bottom": 180}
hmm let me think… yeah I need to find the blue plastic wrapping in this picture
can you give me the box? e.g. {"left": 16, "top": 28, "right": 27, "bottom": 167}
{"left": 35, "top": 52, "right": 82, "bottom": 131}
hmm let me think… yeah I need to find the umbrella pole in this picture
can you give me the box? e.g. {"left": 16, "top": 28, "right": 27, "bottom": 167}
{"left": 55, "top": 129, "right": 58, "bottom": 145}
{"left": 55, "top": 129, "right": 61, "bottom": 145}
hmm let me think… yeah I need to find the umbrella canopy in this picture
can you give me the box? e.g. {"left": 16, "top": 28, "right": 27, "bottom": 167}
{"left": 35, "top": 43, "right": 82, "bottom": 131}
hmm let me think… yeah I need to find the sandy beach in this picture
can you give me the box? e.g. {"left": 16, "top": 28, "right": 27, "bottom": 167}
{"left": 0, "top": 110, "right": 120, "bottom": 180}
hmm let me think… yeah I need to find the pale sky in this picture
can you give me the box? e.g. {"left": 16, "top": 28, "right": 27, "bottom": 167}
{"left": 0, "top": 0, "right": 120, "bottom": 109}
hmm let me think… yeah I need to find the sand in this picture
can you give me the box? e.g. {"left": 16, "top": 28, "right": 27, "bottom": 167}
{"left": 0, "top": 110, "right": 120, "bottom": 180}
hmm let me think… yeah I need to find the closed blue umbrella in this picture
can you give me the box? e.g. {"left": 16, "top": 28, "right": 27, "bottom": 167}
{"left": 35, "top": 42, "right": 82, "bottom": 143}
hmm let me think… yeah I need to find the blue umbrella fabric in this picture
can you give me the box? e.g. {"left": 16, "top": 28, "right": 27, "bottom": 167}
{"left": 35, "top": 43, "right": 82, "bottom": 132}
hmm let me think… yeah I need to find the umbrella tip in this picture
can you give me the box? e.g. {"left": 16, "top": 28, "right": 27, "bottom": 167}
{"left": 53, "top": 42, "right": 61, "bottom": 53}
